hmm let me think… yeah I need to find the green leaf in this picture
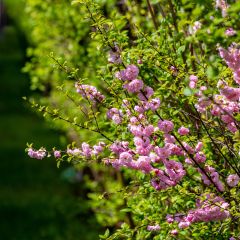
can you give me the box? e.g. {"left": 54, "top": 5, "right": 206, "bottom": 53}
{"left": 177, "top": 45, "right": 186, "bottom": 54}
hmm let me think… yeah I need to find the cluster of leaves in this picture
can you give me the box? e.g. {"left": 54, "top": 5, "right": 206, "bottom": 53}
{"left": 12, "top": 0, "right": 240, "bottom": 239}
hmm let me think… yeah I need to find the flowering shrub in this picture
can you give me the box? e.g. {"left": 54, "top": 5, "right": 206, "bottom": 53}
{"left": 24, "top": 0, "right": 240, "bottom": 239}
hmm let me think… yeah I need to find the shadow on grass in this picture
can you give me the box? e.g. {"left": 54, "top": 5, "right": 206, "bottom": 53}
{"left": 0, "top": 24, "right": 101, "bottom": 240}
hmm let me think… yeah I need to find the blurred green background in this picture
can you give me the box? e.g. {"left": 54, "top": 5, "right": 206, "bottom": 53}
{"left": 0, "top": 1, "right": 101, "bottom": 239}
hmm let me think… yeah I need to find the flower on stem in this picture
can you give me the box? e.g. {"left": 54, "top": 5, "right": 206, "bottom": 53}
{"left": 226, "top": 174, "right": 239, "bottom": 187}
{"left": 178, "top": 126, "right": 190, "bottom": 135}
{"left": 147, "top": 98, "right": 161, "bottom": 111}
{"left": 215, "top": 0, "right": 228, "bottom": 17}
{"left": 170, "top": 229, "right": 178, "bottom": 236}
{"left": 138, "top": 86, "right": 154, "bottom": 101}
{"left": 189, "top": 74, "right": 198, "bottom": 89}
{"left": 124, "top": 79, "right": 144, "bottom": 93}
{"left": 219, "top": 44, "right": 240, "bottom": 85}
{"left": 54, "top": 150, "right": 61, "bottom": 158}
{"left": 158, "top": 120, "right": 174, "bottom": 133}
{"left": 107, "top": 108, "right": 123, "bottom": 124}
{"left": 225, "top": 28, "right": 236, "bottom": 37}
{"left": 28, "top": 147, "right": 47, "bottom": 160}
{"left": 108, "top": 50, "right": 122, "bottom": 64}
{"left": 125, "top": 64, "right": 139, "bottom": 80}
{"left": 75, "top": 83, "right": 105, "bottom": 103}
{"left": 147, "top": 225, "right": 160, "bottom": 231}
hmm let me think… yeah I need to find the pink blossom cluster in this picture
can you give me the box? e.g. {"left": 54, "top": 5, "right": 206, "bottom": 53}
{"left": 67, "top": 142, "right": 105, "bottom": 158}
{"left": 75, "top": 83, "right": 105, "bottom": 102}
{"left": 189, "top": 75, "right": 198, "bottom": 89}
{"left": 107, "top": 118, "right": 186, "bottom": 190}
{"left": 210, "top": 93, "right": 239, "bottom": 133}
{"left": 115, "top": 64, "right": 139, "bottom": 82}
{"left": 219, "top": 44, "right": 240, "bottom": 85}
{"left": 151, "top": 160, "right": 186, "bottom": 190}
{"left": 194, "top": 48, "right": 240, "bottom": 133}
{"left": 115, "top": 64, "right": 145, "bottom": 93}
{"left": 28, "top": 147, "right": 47, "bottom": 160}
{"left": 178, "top": 126, "right": 190, "bottom": 135}
{"left": 158, "top": 120, "right": 174, "bottom": 133}
{"left": 198, "top": 166, "right": 225, "bottom": 192}
{"left": 167, "top": 194, "right": 230, "bottom": 229}
{"left": 108, "top": 50, "right": 122, "bottom": 64}
{"left": 147, "top": 225, "right": 160, "bottom": 231}
{"left": 107, "top": 108, "right": 123, "bottom": 124}
{"left": 28, "top": 142, "right": 106, "bottom": 160}
{"left": 215, "top": 0, "right": 228, "bottom": 17}
{"left": 190, "top": 21, "right": 202, "bottom": 35}
{"left": 107, "top": 68, "right": 201, "bottom": 191}
{"left": 225, "top": 28, "right": 236, "bottom": 37}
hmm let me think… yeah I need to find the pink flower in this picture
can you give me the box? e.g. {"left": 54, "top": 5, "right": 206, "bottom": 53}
{"left": 227, "top": 174, "right": 239, "bottom": 187}
{"left": 189, "top": 81, "right": 196, "bottom": 89}
{"left": 129, "top": 124, "right": 144, "bottom": 137}
{"left": 195, "top": 152, "right": 206, "bottom": 163}
{"left": 108, "top": 50, "right": 122, "bottom": 64}
{"left": 54, "top": 150, "right": 61, "bottom": 158}
{"left": 215, "top": 0, "right": 228, "bottom": 17}
{"left": 82, "top": 142, "right": 92, "bottom": 157}
{"left": 147, "top": 225, "right": 160, "bottom": 231}
{"left": 147, "top": 98, "right": 161, "bottom": 111}
{"left": 124, "top": 79, "right": 144, "bottom": 93}
{"left": 143, "top": 125, "right": 154, "bottom": 137}
{"left": 135, "top": 156, "right": 153, "bottom": 173}
{"left": 182, "top": 142, "right": 195, "bottom": 154}
{"left": 115, "top": 70, "right": 127, "bottom": 81}
{"left": 170, "top": 229, "right": 178, "bottom": 236}
{"left": 164, "top": 134, "right": 176, "bottom": 144}
{"left": 67, "top": 148, "right": 82, "bottom": 156}
{"left": 221, "top": 114, "right": 234, "bottom": 123}
{"left": 125, "top": 64, "right": 139, "bottom": 80}
{"left": 92, "top": 142, "right": 105, "bottom": 156}
{"left": 220, "top": 86, "right": 240, "bottom": 101}
{"left": 149, "top": 152, "right": 160, "bottom": 163}
{"left": 191, "top": 194, "right": 230, "bottom": 222}
{"left": 134, "top": 136, "right": 150, "bottom": 147}
{"left": 164, "top": 160, "right": 186, "bottom": 182}
{"left": 225, "top": 28, "right": 236, "bottom": 36}
{"left": 190, "top": 21, "right": 202, "bottom": 34}
{"left": 107, "top": 108, "right": 123, "bottom": 124}
{"left": 185, "top": 158, "right": 193, "bottom": 165}
{"left": 138, "top": 86, "right": 154, "bottom": 101}
{"left": 227, "top": 122, "right": 237, "bottom": 133}
{"left": 219, "top": 45, "right": 240, "bottom": 85}
{"left": 178, "top": 221, "right": 191, "bottom": 229}
{"left": 136, "top": 145, "right": 152, "bottom": 156}
{"left": 110, "top": 141, "right": 129, "bottom": 155}
{"left": 189, "top": 75, "right": 198, "bottom": 82}
{"left": 28, "top": 148, "right": 47, "bottom": 160}
{"left": 75, "top": 83, "right": 105, "bottom": 103}
{"left": 154, "top": 146, "right": 171, "bottom": 160}
{"left": 158, "top": 120, "right": 174, "bottom": 133}
{"left": 178, "top": 126, "right": 190, "bottom": 135}
{"left": 119, "top": 152, "right": 133, "bottom": 164}
{"left": 195, "top": 142, "right": 203, "bottom": 152}
{"left": 166, "top": 214, "right": 174, "bottom": 223}
{"left": 200, "top": 86, "right": 207, "bottom": 91}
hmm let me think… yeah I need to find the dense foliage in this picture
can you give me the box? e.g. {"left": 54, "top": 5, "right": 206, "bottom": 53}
{"left": 18, "top": 0, "right": 240, "bottom": 239}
